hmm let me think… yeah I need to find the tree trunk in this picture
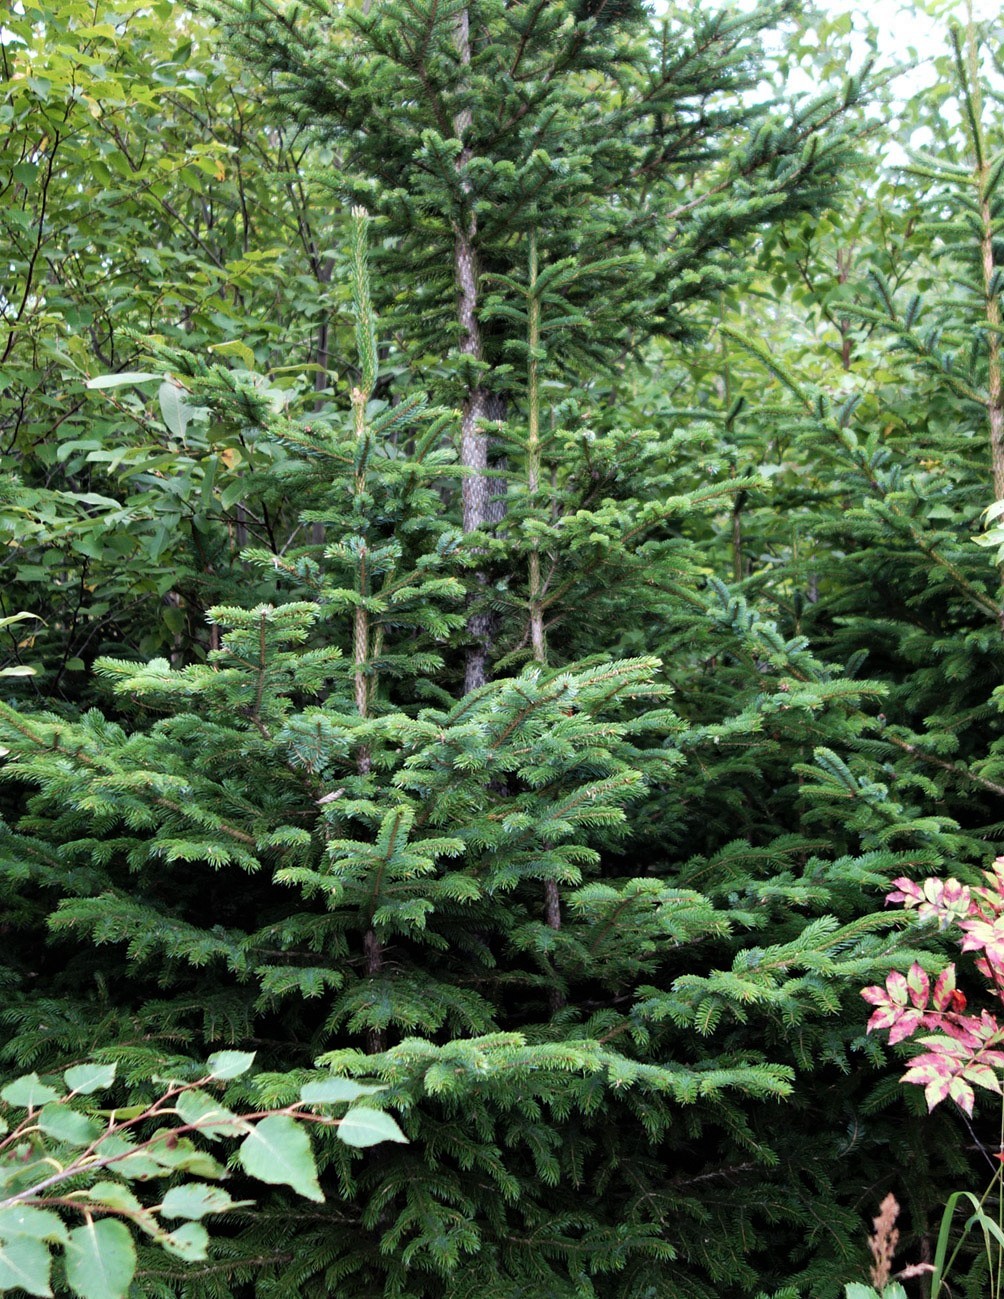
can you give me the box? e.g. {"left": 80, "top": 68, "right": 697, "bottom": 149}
{"left": 453, "top": 8, "right": 496, "bottom": 693}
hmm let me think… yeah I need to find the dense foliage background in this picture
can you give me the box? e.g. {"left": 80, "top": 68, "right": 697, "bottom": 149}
{"left": 2, "top": 1, "right": 1003, "bottom": 1295}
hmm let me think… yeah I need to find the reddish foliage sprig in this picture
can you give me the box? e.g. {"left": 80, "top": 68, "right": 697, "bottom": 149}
{"left": 862, "top": 859, "right": 1004, "bottom": 1116}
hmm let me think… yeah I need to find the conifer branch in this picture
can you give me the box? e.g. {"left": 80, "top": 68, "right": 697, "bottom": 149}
{"left": 883, "top": 734, "right": 1004, "bottom": 800}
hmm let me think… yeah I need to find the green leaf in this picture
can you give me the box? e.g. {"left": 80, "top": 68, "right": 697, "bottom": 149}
{"left": 1, "top": 1075, "right": 62, "bottom": 1108}
{"left": 145, "top": 1134, "right": 227, "bottom": 1179}
{"left": 96, "top": 1105, "right": 146, "bottom": 1122}
{"left": 64, "top": 1220, "right": 136, "bottom": 1299}
{"left": 82, "top": 1182, "right": 144, "bottom": 1217}
{"left": 205, "top": 1051, "right": 255, "bottom": 1080}
{"left": 337, "top": 1107, "right": 408, "bottom": 1148}
{"left": 208, "top": 339, "right": 256, "bottom": 369}
{"left": 158, "top": 381, "right": 193, "bottom": 439}
{"left": 37, "top": 1103, "right": 100, "bottom": 1147}
{"left": 0, "top": 1234, "right": 52, "bottom": 1296}
{"left": 161, "top": 1183, "right": 250, "bottom": 1220}
{"left": 299, "top": 1078, "right": 384, "bottom": 1105}
{"left": 220, "top": 479, "right": 249, "bottom": 510}
{"left": 159, "top": 1222, "right": 209, "bottom": 1261}
{"left": 0, "top": 1206, "right": 68, "bottom": 1244}
{"left": 85, "top": 372, "right": 161, "bottom": 389}
{"left": 63, "top": 1064, "right": 116, "bottom": 1095}
{"left": 92, "top": 1140, "right": 166, "bottom": 1180}
{"left": 175, "top": 1089, "right": 248, "bottom": 1139}
{"left": 238, "top": 1115, "right": 323, "bottom": 1202}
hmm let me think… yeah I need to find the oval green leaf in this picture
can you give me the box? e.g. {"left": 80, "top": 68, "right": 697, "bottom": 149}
{"left": 160, "top": 1222, "right": 209, "bottom": 1261}
{"left": 208, "top": 339, "right": 256, "bottom": 369}
{"left": 299, "top": 1078, "right": 384, "bottom": 1106}
{"left": 205, "top": 1051, "right": 255, "bottom": 1080}
{"left": 0, "top": 1234, "right": 52, "bottom": 1297}
{"left": 238, "top": 1115, "right": 323, "bottom": 1202}
{"left": 84, "top": 1182, "right": 144, "bottom": 1218}
{"left": 159, "top": 381, "right": 193, "bottom": 439}
{"left": 65, "top": 1219, "right": 136, "bottom": 1299}
{"left": 63, "top": 1063, "right": 116, "bottom": 1095}
{"left": 146, "top": 1134, "right": 226, "bottom": 1179}
{"left": 37, "top": 1103, "right": 100, "bottom": 1147}
{"left": 337, "top": 1107, "right": 408, "bottom": 1148}
{"left": 1, "top": 1074, "right": 62, "bottom": 1108}
{"left": 161, "top": 1183, "right": 249, "bottom": 1220}
{"left": 85, "top": 372, "right": 160, "bottom": 389}
{"left": 176, "top": 1089, "right": 248, "bottom": 1139}
{"left": 0, "top": 1205, "right": 68, "bottom": 1244}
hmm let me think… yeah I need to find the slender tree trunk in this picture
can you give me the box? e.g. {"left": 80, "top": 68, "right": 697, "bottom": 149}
{"left": 836, "top": 245, "right": 854, "bottom": 372}
{"left": 453, "top": 8, "right": 495, "bottom": 693}
{"left": 527, "top": 231, "right": 546, "bottom": 664}
{"left": 349, "top": 206, "right": 376, "bottom": 773}
{"left": 349, "top": 210, "right": 379, "bottom": 1022}
{"left": 352, "top": 384, "right": 372, "bottom": 752}
{"left": 363, "top": 927, "right": 385, "bottom": 1055}
{"left": 526, "top": 233, "right": 563, "bottom": 1010}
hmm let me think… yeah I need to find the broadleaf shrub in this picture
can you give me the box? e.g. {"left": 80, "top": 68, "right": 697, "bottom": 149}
{"left": 0, "top": 1055, "right": 405, "bottom": 1298}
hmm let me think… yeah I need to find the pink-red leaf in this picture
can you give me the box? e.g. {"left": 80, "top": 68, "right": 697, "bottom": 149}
{"left": 887, "top": 878, "right": 923, "bottom": 907}
{"left": 948, "top": 1076, "right": 975, "bottom": 1116}
{"left": 885, "top": 970, "right": 908, "bottom": 1006}
{"left": 923, "top": 1074, "right": 953, "bottom": 1111}
{"left": 931, "top": 965, "right": 957, "bottom": 1012}
{"left": 887, "top": 1009, "right": 925, "bottom": 1045}
{"left": 906, "top": 962, "right": 930, "bottom": 1008}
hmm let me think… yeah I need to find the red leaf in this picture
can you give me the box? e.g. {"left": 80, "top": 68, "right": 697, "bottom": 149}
{"left": 866, "top": 1006, "right": 899, "bottom": 1034}
{"left": 888, "top": 1009, "right": 925, "bottom": 1045}
{"left": 923, "top": 1074, "right": 952, "bottom": 1111}
{"left": 887, "top": 878, "right": 923, "bottom": 907}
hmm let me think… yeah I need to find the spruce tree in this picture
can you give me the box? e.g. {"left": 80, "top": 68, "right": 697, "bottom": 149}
{"left": 694, "top": 13, "right": 1004, "bottom": 1279}
{"left": 213, "top": 0, "right": 869, "bottom": 688}
{"left": 718, "top": 11, "right": 1004, "bottom": 869}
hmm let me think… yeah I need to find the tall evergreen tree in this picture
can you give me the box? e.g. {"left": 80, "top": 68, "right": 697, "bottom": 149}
{"left": 719, "top": 10, "right": 1004, "bottom": 868}
{"left": 214, "top": 0, "right": 869, "bottom": 688}
{"left": 693, "top": 15, "right": 1004, "bottom": 1279}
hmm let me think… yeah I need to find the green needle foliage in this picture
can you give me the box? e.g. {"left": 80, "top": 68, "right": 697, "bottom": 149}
{"left": 0, "top": 1, "right": 981, "bottom": 1296}
{"left": 0, "top": 233, "right": 956, "bottom": 1299}
{"left": 213, "top": 0, "right": 871, "bottom": 692}
{"left": 718, "top": 12, "right": 1004, "bottom": 871}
